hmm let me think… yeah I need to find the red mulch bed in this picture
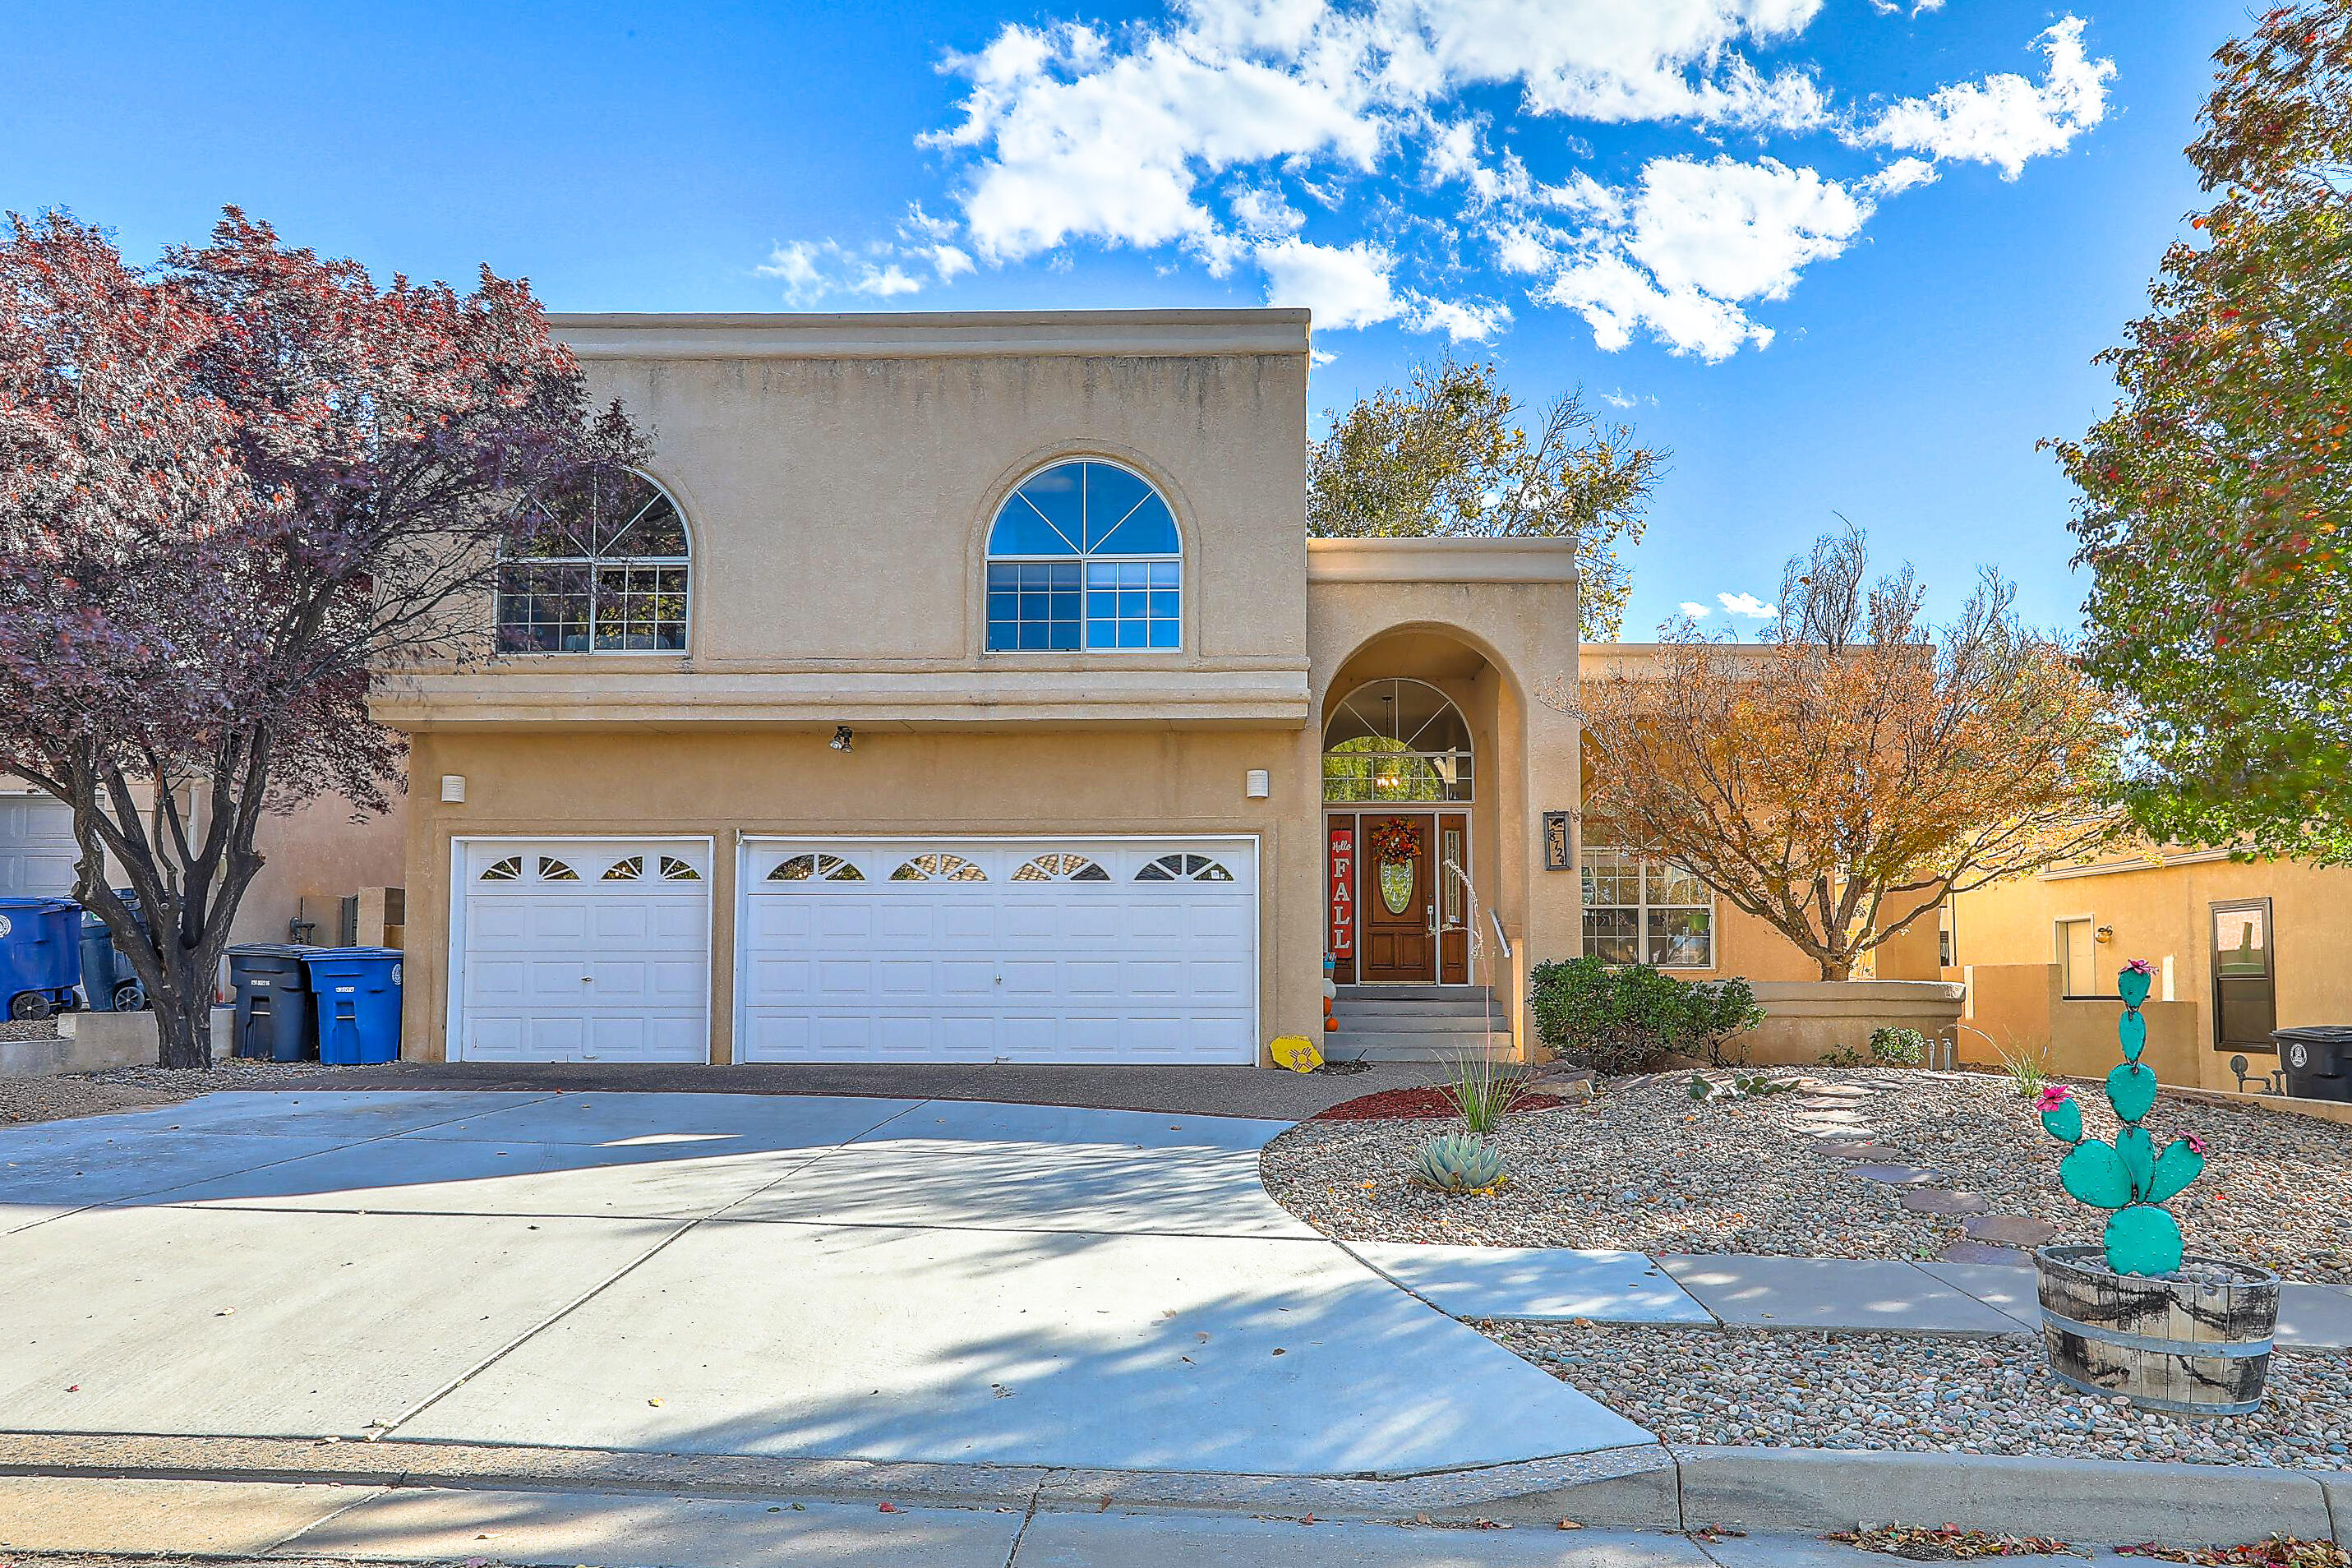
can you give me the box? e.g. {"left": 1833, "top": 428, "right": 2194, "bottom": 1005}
{"left": 1313, "top": 1086, "right": 1572, "bottom": 1122}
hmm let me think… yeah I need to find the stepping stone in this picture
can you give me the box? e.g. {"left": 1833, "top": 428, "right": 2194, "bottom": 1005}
{"left": 1847, "top": 1164, "right": 1946, "bottom": 1187}
{"left": 1964, "top": 1214, "right": 2059, "bottom": 1247}
{"left": 1813, "top": 1140, "right": 1901, "bottom": 1160}
{"left": 1939, "top": 1241, "right": 2031, "bottom": 1269}
{"left": 1902, "top": 1188, "right": 1992, "bottom": 1216}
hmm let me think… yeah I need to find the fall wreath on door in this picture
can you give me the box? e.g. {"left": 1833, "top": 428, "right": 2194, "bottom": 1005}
{"left": 1367, "top": 819, "right": 1423, "bottom": 916}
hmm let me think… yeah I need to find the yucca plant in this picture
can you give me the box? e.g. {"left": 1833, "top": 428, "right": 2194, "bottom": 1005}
{"left": 1439, "top": 1050, "right": 1533, "bottom": 1136}
{"left": 1410, "top": 1132, "right": 1510, "bottom": 1193}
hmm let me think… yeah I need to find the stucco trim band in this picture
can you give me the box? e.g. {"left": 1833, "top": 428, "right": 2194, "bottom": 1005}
{"left": 551, "top": 309, "right": 1312, "bottom": 362}
{"left": 1306, "top": 537, "right": 1579, "bottom": 585}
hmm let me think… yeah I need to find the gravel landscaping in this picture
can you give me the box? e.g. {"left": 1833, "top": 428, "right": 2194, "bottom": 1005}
{"left": 0, "top": 1058, "right": 371, "bottom": 1126}
{"left": 1489, "top": 1321, "right": 2352, "bottom": 1470}
{"left": 1261, "top": 1068, "right": 2352, "bottom": 1283}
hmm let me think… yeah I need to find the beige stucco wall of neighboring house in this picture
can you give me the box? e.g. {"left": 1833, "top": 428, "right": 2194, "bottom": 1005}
{"left": 1953, "top": 851, "right": 2352, "bottom": 1092}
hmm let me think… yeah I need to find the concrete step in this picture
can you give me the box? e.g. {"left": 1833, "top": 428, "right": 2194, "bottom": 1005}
{"left": 1330, "top": 997, "right": 1505, "bottom": 1019}
{"left": 1325, "top": 1030, "right": 1515, "bottom": 1063}
{"left": 1336, "top": 983, "right": 1493, "bottom": 1003}
{"left": 1330, "top": 1010, "right": 1508, "bottom": 1033}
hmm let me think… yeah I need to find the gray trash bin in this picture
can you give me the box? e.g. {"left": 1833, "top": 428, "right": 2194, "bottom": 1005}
{"left": 227, "top": 944, "right": 323, "bottom": 1061}
{"left": 2274, "top": 1026, "right": 2352, "bottom": 1103}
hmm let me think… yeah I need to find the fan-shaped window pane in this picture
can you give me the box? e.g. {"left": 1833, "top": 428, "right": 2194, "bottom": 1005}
{"left": 890, "top": 853, "right": 985, "bottom": 882}
{"left": 768, "top": 853, "right": 864, "bottom": 883}
{"left": 602, "top": 856, "right": 643, "bottom": 881}
{"left": 1321, "top": 679, "right": 1475, "bottom": 803}
{"left": 768, "top": 854, "right": 817, "bottom": 882}
{"left": 1012, "top": 853, "right": 1109, "bottom": 883}
{"left": 497, "top": 469, "right": 690, "bottom": 654}
{"left": 822, "top": 855, "right": 865, "bottom": 881}
{"left": 481, "top": 856, "right": 522, "bottom": 882}
{"left": 538, "top": 856, "right": 579, "bottom": 881}
{"left": 659, "top": 855, "right": 700, "bottom": 881}
{"left": 987, "top": 461, "right": 1179, "bottom": 654}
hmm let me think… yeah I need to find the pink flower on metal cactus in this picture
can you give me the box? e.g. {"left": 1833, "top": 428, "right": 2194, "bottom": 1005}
{"left": 2123, "top": 957, "right": 2155, "bottom": 975}
{"left": 2187, "top": 1132, "right": 2207, "bottom": 1156}
{"left": 2036, "top": 1084, "right": 2075, "bottom": 1112}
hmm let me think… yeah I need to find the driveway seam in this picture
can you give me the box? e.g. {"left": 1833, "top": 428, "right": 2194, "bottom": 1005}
{"left": 366, "top": 1095, "right": 936, "bottom": 1442}
{"left": 2, "top": 1091, "right": 573, "bottom": 1236}
{"left": 1003, "top": 1469, "right": 1054, "bottom": 1567}
{"left": 254, "top": 1482, "right": 395, "bottom": 1556}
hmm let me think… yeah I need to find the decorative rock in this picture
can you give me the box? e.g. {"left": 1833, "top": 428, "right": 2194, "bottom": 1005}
{"left": 1813, "top": 1140, "right": 1901, "bottom": 1160}
{"left": 1847, "top": 1164, "right": 1946, "bottom": 1187}
{"left": 1902, "top": 1188, "right": 1992, "bottom": 1216}
{"left": 1964, "top": 1214, "right": 2059, "bottom": 1246}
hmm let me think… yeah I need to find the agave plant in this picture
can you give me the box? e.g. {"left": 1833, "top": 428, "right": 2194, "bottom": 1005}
{"left": 1410, "top": 1132, "right": 1509, "bottom": 1193}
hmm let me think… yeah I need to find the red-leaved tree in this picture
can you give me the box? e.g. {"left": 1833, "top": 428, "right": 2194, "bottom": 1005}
{"left": 0, "top": 210, "right": 641, "bottom": 1066}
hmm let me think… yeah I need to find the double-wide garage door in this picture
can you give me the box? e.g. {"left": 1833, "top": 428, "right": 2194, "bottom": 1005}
{"left": 450, "top": 837, "right": 1257, "bottom": 1065}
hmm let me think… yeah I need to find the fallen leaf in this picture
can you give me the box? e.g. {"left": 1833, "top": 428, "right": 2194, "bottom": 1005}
{"left": 1560, "top": 1520, "right": 1583, "bottom": 1530}
{"left": 878, "top": 1502, "right": 897, "bottom": 1513}
{"left": 647, "top": 1397, "right": 664, "bottom": 1407}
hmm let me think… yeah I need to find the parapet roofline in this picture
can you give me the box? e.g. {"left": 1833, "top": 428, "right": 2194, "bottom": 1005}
{"left": 550, "top": 309, "right": 1313, "bottom": 361}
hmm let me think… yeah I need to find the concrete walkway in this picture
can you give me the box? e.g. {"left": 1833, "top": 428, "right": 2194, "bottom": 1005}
{"left": 0, "top": 1090, "right": 1644, "bottom": 1476}
{"left": 1346, "top": 1241, "right": 2352, "bottom": 1348}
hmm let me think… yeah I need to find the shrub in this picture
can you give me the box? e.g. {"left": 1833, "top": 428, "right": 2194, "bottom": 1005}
{"left": 1999, "top": 1045, "right": 2052, "bottom": 1100}
{"left": 1529, "top": 957, "right": 1765, "bottom": 1075}
{"left": 1868, "top": 1026, "right": 1928, "bottom": 1066}
{"left": 1818, "top": 1042, "right": 1863, "bottom": 1068}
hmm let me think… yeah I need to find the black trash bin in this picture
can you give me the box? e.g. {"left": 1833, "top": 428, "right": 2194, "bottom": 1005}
{"left": 77, "top": 892, "right": 150, "bottom": 1013}
{"left": 2273, "top": 1026, "right": 2352, "bottom": 1103}
{"left": 227, "top": 943, "right": 322, "bottom": 1061}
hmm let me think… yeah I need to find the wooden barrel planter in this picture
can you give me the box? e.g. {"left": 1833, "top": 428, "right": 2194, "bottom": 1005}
{"left": 2035, "top": 1243, "right": 2279, "bottom": 1415}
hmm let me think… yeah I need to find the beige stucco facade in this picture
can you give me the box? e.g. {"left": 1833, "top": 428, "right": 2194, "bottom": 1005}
{"left": 1953, "top": 849, "right": 2352, "bottom": 1091}
{"left": 361, "top": 309, "right": 1587, "bottom": 1067}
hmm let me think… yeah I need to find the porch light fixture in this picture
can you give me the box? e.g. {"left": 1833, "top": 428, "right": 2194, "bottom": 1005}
{"left": 829, "top": 726, "right": 854, "bottom": 753}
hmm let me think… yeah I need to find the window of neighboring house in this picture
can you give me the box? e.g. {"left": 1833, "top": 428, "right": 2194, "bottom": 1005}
{"left": 2056, "top": 916, "right": 2100, "bottom": 998}
{"left": 1938, "top": 897, "right": 1956, "bottom": 969}
{"left": 1582, "top": 847, "right": 1713, "bottom": 968}
{"left": 985, "top": 459, "right": 1181, "bottom": 652}
{"left": 496, "top": 469, "right": 690, "bottom": 653}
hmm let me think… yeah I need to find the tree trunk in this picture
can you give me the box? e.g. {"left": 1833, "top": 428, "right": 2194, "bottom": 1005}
{"left": 153, "top": 980, "right": 212, "bottom": 1069}
{"left": 1819, "top": 957, "right": 1853, "bottom": 980}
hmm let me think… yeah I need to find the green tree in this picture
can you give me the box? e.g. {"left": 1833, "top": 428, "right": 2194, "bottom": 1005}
{"left": 1307, "top": 359, "right": 1666, "bottom": 639}
{"left": 2052, "top": 2, "right": 2352, "bottom": 861}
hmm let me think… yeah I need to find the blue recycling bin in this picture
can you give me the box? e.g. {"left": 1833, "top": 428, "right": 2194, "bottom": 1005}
{"left": 303, "top": 948, "right": 404, "bottom": 1065}
{"left": 0, "top": 897, "right": 85, "bottom": 1021}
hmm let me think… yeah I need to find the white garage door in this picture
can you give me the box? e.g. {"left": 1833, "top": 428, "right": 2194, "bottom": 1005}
{"left": 739, "top": 837, "right": 1257, "bottom": 1064}
{"left": 0, "top": 794, "right": 77, "bottom": 897}
{"left": 452, "top": 838, "right": 712, "bottom": 1063}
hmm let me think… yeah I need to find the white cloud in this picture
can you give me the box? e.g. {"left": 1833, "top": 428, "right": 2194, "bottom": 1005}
{"left": 1679, "top": 600, "right": 1711, "bottom": 618}
{"left": 1718, "top": 591, "right": 1778, "bottom": 617}
{"left": 1847, "top": 17, "right": 2112, "bottom": 180}
{"left": 767, "top": 1, "right": 2116, "bottom": 351}
{"left": 1535, "top": 154, "right": 1881, "bottom": 359}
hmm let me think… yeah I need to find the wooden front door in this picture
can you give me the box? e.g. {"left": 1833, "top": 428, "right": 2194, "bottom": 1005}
{"left": 1360, "top": 812, "right": 1435, "bottom": 983}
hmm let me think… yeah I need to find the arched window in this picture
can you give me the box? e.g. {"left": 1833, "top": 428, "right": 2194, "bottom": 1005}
{"left": 985, "top": 460, "right": 1180, "bottom": 653}
{"left": 1136, "top": 853, "right": 1234, "bottom": 883}
{"left": 1012, "top": 853, "right": 1109, "bottom": 882}
{"left": 768, "top": 853, "right": 865, "bottom": 883}
{"left": 1321, "top": 678, "right": 1474, "bottom": 803}
{"left": 497, "top": 469, "right": 690, "bottom": 653}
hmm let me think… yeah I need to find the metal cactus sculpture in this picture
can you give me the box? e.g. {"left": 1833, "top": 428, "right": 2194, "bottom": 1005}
{"left": 2036, "top": 958, "right": 2207, "bottom": 1275}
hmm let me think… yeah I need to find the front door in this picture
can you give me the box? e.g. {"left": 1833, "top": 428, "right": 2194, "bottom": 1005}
{"left": 1361, "top": 812, "right": 1434, "bottom": 983}
{"left": 2211, "top": 899, "right": 2277, "bottom": 1052}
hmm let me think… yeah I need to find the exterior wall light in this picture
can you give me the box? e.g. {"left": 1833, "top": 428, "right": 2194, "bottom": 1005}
{"left": 829, "top": 726, "right": 855, "bottom": 753}
{"left": 439, "top": 775, "right": 466, "bottom": 804}
{"left": 1245, "top": 769, "right": 1270, "bottom": 799}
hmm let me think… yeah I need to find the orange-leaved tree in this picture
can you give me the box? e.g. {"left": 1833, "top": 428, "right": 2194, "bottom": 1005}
{"left": 1578, "top": 527, "right": 2126, "bottom": 980}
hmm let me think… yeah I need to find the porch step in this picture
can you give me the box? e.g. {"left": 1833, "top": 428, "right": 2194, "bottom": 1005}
{"left": 1327, "top": 1030, "right": 1517, "bottom": 1064}
{"left": 1337, "top": 984, "right": 1495, "bottom": 1002}
{"left": 1330, "top": 1008, "right": 1507, "bottom": 1033}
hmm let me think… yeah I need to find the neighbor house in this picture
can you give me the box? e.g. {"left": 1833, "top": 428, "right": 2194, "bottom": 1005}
{"left": 1950, "top": 847, "right": 2352, "bottom": 1093}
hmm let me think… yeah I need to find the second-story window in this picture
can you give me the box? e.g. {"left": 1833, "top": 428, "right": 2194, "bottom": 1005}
{"left": 496, "top": 470, "right": 690, "bottom": 653}
{"left": 985, "top": 459, "right": 1180, "bottom": 652}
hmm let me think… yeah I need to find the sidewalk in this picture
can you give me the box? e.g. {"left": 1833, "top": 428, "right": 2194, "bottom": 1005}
{"left": 1342, "top": 1242, "right": 2352, "bottom": 1347}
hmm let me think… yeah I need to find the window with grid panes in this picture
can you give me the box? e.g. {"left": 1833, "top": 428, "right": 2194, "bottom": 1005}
{"left": 496, "top": 470, "right": 689, "bottom": 653}
{"left": 985, "top": 460, "right": 1180, "bottom": 652}
{"left": 1581, "top": 848, "right": 1714, "bottom": 968}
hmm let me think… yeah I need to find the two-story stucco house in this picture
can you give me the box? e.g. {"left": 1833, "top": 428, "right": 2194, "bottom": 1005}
{"left": 371, "top": 308, "right": 1588, "bottom": 1068}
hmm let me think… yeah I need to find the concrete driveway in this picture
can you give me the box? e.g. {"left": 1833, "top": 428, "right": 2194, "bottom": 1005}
{"left": 0, "top": 1090, "right": 1647, "bottom": 1475}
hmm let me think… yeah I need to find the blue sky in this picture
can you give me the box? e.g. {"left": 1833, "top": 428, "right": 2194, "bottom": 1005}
{"left": 3, "top": 0, "right": 2240, "bottom": 635}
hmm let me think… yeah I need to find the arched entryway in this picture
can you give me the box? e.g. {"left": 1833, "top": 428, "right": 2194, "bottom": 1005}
{"left": 1321, "top": 645, "right": 1494, "bottom": 987}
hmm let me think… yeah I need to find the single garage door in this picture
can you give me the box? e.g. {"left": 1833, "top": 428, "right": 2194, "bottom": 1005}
{"left": 452, "top": 838, "right": 712, "bottom": 1063}
{"left": 0, "top": 794, "right": 77, "bottom": 897}
{"left": 739, "top": 837, "right": 1257, "bottom": 1064}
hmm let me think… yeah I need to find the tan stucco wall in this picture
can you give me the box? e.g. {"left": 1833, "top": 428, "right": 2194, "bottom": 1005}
{"left": 1956, "top": 962, "right": 2202, "bottom": 1085}
{"left": 229, "top": 794, "right": 406, "bottom": 948}
{"left": 401, "top": 727, "right": 1316, "bottom": 1063}
{"left": 1953, "top": 853, "right": 2352, "bottom": 1091}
